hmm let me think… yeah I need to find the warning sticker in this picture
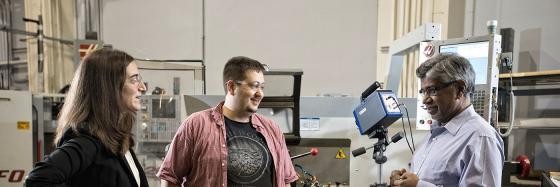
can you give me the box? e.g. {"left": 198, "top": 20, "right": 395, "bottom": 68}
{"left": 335, "top": 148, "right": 347, "bottom": 159}
{"left": 17, "top": 121, "right": 30, "bottom": 130}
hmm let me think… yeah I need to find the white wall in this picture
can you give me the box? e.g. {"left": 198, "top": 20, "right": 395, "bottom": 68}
{"left": 102, "top": 0, "right": 203, "bottom": 60}
{"left": 467, "top": 0, "right": 560, "bottom": 118}
{"left": 468, "top": 0, "right": 560, "bottom": 71}
{"left": 102, "top": 0, "right": 377, "bottom": 97}
{"left": 204, "top": 0, "right": 377, "bottom": 96}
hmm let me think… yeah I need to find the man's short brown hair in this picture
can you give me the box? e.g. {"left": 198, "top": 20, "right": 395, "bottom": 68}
{"left": 223, "top": 56, "right": 265, "bottom": 85}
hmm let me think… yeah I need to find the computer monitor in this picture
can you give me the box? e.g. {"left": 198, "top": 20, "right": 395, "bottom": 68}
{"left": 439, "top": 41, "right": 489, "bottom": 85}
{"left": 416, "top": 35, "right": 501, "bottom": 129}
{"left": 135, "top": 95, "right": 182, "bottom": 143}
{"left": 151, "top": 98, "right": 177, "bottom": 119}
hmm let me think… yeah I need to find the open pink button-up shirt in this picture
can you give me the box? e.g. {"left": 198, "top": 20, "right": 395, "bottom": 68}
{"left": 157, "top": 102, "right": 298, "bottom": 187}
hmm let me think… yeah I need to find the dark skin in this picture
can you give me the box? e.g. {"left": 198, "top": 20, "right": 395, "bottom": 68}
{"left": 420, "top": 78, "right": 469, "bottom": 124}
{"left": 390, "top": 169, "right": 410, "bottom": 186}
{"left": 390, "top": 169, "right": 419, "bottom": 187}
{"left": 390, "top": 78, "right": 471, "bottom": 187}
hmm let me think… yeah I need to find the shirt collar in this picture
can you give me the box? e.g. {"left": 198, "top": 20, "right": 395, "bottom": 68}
{"left": 440, "top": 105, "right": 474, "bottom": 136}
{"left": 429, "top": 105, "right": 474, "bottom": 136}
{"left": 211, "top": 102, "right": 225, "bottom": 126}
{"left": 250, "top": 114, "right": 265, "bottom": 130}
{"left": 211, "top": 101, "right": 264, "bottom": 129}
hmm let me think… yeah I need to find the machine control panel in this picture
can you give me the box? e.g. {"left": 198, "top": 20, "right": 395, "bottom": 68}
{"left": 135, "top": 95, "right": 182, "bottom": 156}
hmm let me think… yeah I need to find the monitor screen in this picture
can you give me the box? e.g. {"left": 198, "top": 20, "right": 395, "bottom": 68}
{"left": 152, "top": 98, "right": 176, "bottom": 118}
{"left": 439, "top": 41, "right": 489, "bottom": 85}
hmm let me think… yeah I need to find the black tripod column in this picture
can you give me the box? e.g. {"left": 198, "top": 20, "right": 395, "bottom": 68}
{"left": 370, "top": 128, "right": 389, "bottom": 187}
{"left": 352, "top": 128, "right": 404, "bottom": 187}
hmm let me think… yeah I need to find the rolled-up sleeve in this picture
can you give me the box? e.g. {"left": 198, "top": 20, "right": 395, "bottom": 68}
{"left": 157, "top": 119, "right": 192, "bottom": 185}
{"left": 279, "top": 132, "right": 298, "bottom": 184}
{"left": 266, "top": 120, "right": 298, "bottom": 185}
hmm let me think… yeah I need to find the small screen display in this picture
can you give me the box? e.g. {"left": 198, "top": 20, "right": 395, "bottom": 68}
{"left": 439, "top": 41, "right": 489, "bottom": 85}
{"left": 152, "top": 98, "right": 176, "bottom": 118}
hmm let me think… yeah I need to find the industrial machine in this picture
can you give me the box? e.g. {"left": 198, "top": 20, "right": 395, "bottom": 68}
{"left": 385, "top": 22, "right": 503, "bottom": 130}
{"left": 32, "top": 94, "right": 65, "bottom": 162}
{"left": 135, "top": 95, "right": 182, "bottom": 156}
{"left": 259, "top": 69, "right": 303, "bottom": 145}
{"left": 416, "top": 34, "right": 502, "bottom": 129}
{"left": 136, "top": 60, "right": 204, "bottom": 95}
{"left": 134, "top": 94, "right": 182, "bottom": 186}
{"left": 1, "top": 90, "right": 69, "bottom": 187}
{"left": 0, "top": 90, "right": 32, "bottom": 187}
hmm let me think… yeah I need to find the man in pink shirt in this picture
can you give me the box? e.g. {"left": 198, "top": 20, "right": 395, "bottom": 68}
{"left": 157, "top": 56, "right": 298, "bottom": 187}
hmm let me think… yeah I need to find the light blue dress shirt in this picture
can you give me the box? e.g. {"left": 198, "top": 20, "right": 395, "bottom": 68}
{"left": 410, "top": 105, "right": 504, "bottom": 187}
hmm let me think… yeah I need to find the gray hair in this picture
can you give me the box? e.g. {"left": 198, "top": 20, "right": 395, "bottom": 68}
{"left": 416, "top": 53, "right": 475, "bottom": 96}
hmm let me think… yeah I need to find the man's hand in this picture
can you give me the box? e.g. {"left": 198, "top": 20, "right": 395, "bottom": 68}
{"left": 393, "top": 171, "right": 419, "bottom": 187}
{"left": 390, "top": 168, "right": 407, "bottom": 186}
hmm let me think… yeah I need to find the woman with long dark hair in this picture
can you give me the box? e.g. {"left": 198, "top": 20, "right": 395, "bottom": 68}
{"left": 25, "top": 48, "right": 148, "bottom": 187}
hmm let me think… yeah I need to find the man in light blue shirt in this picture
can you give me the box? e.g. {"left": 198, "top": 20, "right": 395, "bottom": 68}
{"left": 390, "top": 53, "right": 504, "bottom": 187}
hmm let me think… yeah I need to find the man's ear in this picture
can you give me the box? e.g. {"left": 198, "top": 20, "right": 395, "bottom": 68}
{"left": 225, "top": 80, "right": 236, "bottom": 95}
{"left": 455, "top": 80, "right": 467, "bottom": 98}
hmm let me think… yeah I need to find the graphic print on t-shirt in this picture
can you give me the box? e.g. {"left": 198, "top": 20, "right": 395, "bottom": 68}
{"left": 225, "top": 117, "right": 274, "bottom": 187}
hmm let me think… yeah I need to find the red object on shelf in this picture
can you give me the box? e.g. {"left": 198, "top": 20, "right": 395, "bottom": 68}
{"left": 516, "top": 155, "right": 531, "bottom": 178}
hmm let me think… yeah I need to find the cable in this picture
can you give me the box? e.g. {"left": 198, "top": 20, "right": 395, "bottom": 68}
{"left": 398, "top": 103, "right": 414, "bottom": 154}
{"left": 399, "top": 115, "right": 413, "bottom": 153}
{"left": 498, "top": 61, "right": 515, "bottom": 137}
{"left": 388, "top": 96, "right": 415, "bottom": 153}
{"left": 387, "top": 95, "right": 415, "bottom": 153}
{"left": 403, "top": 104, "right": 415, "bottom": 151}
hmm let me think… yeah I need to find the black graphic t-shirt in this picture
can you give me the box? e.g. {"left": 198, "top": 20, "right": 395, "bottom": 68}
{"left": 224, "top": 117, "right": 274, "bottom": 187}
